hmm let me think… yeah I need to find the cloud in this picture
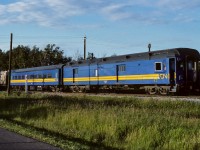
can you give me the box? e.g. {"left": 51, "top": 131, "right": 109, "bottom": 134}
{"left": 0, "top": 0, "right": 84, "bottom": 26}
{"left": 44, "top": 0, "right": 83, "bottom": 17}
{"left": 101, "top": 3, "right": 133, "bottom": 21}
{"left": 0, "top": 0, "right": 199, "bottom": 27}
{"left": 7, "top": 2, "right": 28, "bottom": 12}
{"left": 155, "top": 0, "right": 200, "bottom": 10}
{"left": 102, "top": 0, "right": 200, "bottom": 23}
{"left": 0, "top": 5, "right": 6, "bottom": 15}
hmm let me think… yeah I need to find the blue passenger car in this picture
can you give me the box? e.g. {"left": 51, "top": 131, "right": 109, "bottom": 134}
{"left": 63, "top": 60, "right": 92, "bottom": 92}
{"left": 11, "top": 65, "right": 64, "bottom": 91}
{"left": 8, "top": 47, "right": 200, "bottom": 95}
{"left": 63, "top": 48, "right": 200, "bottom": 94}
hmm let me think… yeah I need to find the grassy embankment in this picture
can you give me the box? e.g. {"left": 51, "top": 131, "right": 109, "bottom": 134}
{"left": 0, "top": 92, "right": 200, "bottom": 149}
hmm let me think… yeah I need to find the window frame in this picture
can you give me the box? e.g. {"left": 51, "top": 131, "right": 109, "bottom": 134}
{"left": 47, "top": 73, "right": 52, "bottom": 78}
{"left": 74, "top": 68, "right": 78, "bottom": 74}
{"left": 155, "top": 62, "right": 163, "bottom": 71}
{"left": 118, "top": 64, "right": 126, "bottom": 72}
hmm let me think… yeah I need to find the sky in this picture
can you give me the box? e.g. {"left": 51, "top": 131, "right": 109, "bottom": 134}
{"left": 0, "top": 0, "right": 200, "bottom": 58}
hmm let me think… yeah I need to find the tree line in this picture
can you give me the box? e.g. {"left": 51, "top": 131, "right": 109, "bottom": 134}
{"left": 0, "top": 44, "right": 72, "bottom": 71}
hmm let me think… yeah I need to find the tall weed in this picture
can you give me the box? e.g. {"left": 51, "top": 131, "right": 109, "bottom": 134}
{"left": 1, "top": 93, "right": 200, "bottom": 149}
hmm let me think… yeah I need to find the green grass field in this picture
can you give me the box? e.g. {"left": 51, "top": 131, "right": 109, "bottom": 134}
{"left": 0, "top": 92, "right": 200, "bottom": 149}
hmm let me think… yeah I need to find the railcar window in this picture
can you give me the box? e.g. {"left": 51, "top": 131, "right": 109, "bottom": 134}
{"left": 43, "top": 74, "right": 47, "bottom": 78}
{"left": 188, "top": 61, "right": 194, "bottom": 71}
{"left": 95, "top": 69, "right": 98, "bottom": 77}
{"left": 155, "top": 62, "right": 162, "bottom": 71}
{"left": 34, "top": 75, "right": 37, "bottom": 79}
{"left": 179, "top": 62, "right": 184, "bottom": 70}
{"left": 30, "top": 75, "right": 34, "bottom": 79}
{"left": 38, "top": 74, "right": 42, "bottom": 78}
{"left": 118, "top": 65, "right": 126, "bottom": 72}
{"left": 18, "top": 76, "right": 21, "bottom": 79}
{"left": 47, "top": 74, "right": 52, "bottom": 78}
{"left": 22, "top": 75, "right": 25, "bottom": 79}
{"left": 74, "top": 68, "right": 78, "bottom": 74}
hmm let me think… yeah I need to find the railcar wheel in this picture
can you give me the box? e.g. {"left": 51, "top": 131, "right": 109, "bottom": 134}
{"left": 70, "top": 86, "right": 76, "bottom": 92}
{"left": 77, "top": 87, "right": 83, "bottom": 93}
{"left": 159, "top": 88, "right": 168, "bottom": 95}
{"left": 148, "top": 87, "right": 157, "bottom": 95}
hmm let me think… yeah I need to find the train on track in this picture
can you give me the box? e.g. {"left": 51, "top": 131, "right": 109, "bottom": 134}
{"left": 1, "top": 48, "right": 200, "bottom": 95}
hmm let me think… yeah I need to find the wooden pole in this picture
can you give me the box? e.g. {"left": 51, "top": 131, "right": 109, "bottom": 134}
{"left": 84, "top": 36, "right": 86, "bottom": 60}
{"left": 7, "top": 33, "right": 13, "bottom": 96}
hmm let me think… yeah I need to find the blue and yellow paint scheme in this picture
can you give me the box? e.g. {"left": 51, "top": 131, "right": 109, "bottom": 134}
{"left": 10, "top": 65, "right": 63, "bottom": 87}
{"left": 63, "top": 58, "right": 172, "bottom": 86}
{"left": 10, "top": 48, "right": 200, "bottom": 93}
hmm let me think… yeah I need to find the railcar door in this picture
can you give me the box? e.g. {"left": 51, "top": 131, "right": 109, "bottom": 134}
{"left": 177, "top": 56, "right": 198, "bottom": 90}
{"left": 116, "top": 64, "right": 126, "bottom": 83}
{"left": 116, "top": 65, "right": 119, "bottom": 82}
{"left": 58, "top": 68, "right": 62, "bottom": 87}
{"left": 73, "top": 69, "right": 75, "bottom": 83}
{"left": 186, "top": 57, "right": 197, "bottom": 85}
{"left": 169, "top": 58, "right": 175, "bottom": 85}
{"left": 72, "top": 68, "right": 78, "bottom": 84}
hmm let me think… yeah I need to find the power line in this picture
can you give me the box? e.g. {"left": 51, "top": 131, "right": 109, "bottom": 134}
{"left": 0, "top": 35, "right": 9, "bottom": 37}
{"left": 15, "top": 35, "right": 83, "bottom": 39}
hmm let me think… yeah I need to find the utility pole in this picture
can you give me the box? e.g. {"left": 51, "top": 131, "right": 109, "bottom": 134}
{"left": 7, "top": 33, "right": 13, "bottom": 96}
{"left": 148, "top": 43, "right": 151, "bottom": 60}
{"left": 84, "top": 36, "right": 86, "bottom": 60}
{"left": 148, "top": 43, "right": 151, "bottom": 53}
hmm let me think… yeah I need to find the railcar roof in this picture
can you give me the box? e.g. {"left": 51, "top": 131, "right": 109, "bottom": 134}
{"left": 11, "top": 48, "right": 200, "bottom": 70}
{"left": 12, "top": 64, "right": 64, "bottom": 73}
{"left": 68, "top": 48, "right": 200, "bottom": 66}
